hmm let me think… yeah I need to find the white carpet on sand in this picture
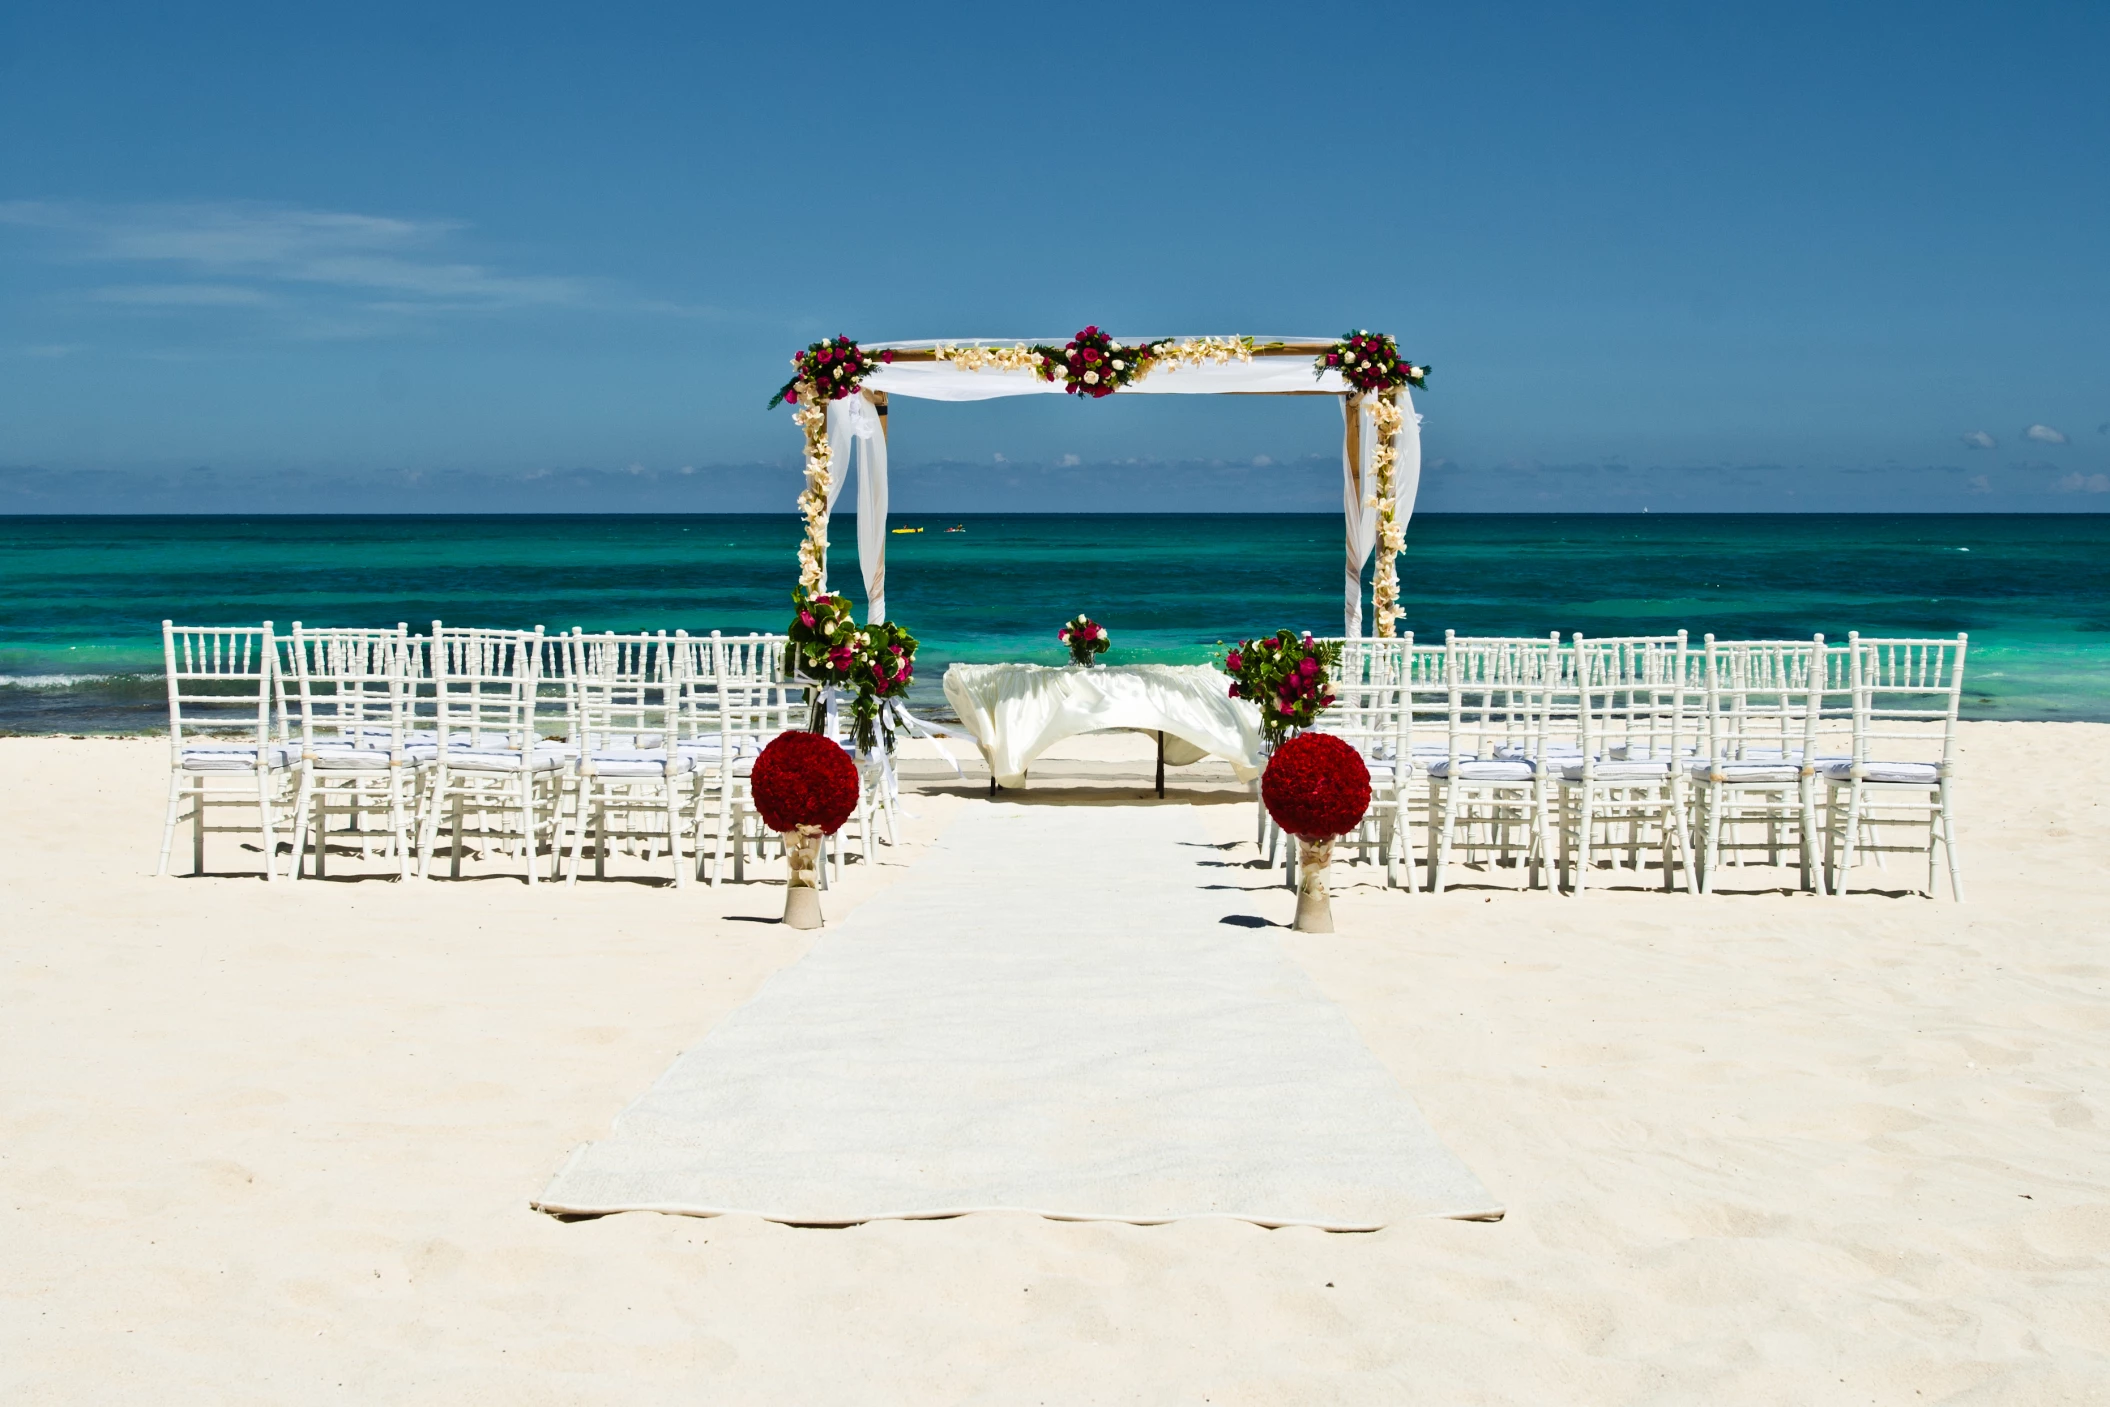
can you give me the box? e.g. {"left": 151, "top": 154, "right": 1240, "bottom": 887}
{"left": 534, "top": 802, "right": 1501, "bottom": 1230}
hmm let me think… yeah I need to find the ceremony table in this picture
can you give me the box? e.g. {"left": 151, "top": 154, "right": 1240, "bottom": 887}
{"left": 942, "top": 663, "right": 1265, "bottom": 792}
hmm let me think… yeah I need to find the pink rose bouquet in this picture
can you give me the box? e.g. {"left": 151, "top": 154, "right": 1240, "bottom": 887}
{"left": 1058, "top": 614, "right": 1110, "bottom": 666}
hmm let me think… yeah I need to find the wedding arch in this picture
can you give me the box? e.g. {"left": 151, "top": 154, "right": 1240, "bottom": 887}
{"left": 775, "top": 332, "right": 1427, "bottom": 639}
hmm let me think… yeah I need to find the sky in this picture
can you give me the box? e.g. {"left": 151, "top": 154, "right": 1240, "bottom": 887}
{"left": 2, "top": 1, "right": 2106, "bottom": 513}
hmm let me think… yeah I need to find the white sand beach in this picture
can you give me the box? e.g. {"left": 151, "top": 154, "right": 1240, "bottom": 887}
{"left": 4, "top": 723, "right": 2107, "bottom": 1403}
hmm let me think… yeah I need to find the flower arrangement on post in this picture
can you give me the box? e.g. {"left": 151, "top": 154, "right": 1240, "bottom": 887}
{"left": 1261, "top": 732, "right": 1372, "bottom": 933}
{"left": 784, "top": 590, "right": 920, "bottom": 754}
{"left": 1314, "top": 330, "right": 1427, "bottom": 393}
{"left": 749, "top": 730, "right": 861, "bottom": 929}
{"left": 1224, "top": 630, "right": 1342, "bottom": 743}
{"left": 1058, "top": 615, "right": 1109, "bottom": 667}
{"left": 769, "top": 335, "right": 894, "bottom": 410}
{"left": 847, "top": 620, "right": 918, "bottom": 754}
{"left": 788, "top": 589, "right": 860, "bottom": 685}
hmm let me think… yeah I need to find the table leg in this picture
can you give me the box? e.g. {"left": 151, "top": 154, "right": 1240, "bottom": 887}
{"left": 1156, "top": 730, "right": 1165, "bottom": 799}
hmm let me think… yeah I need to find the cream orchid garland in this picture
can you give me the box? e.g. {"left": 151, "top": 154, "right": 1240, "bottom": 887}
{"left": 791, "top": 393, "right": 833, "bottom": 592}
{"left": 1135, "top": 335, "right": 1256, "bottom": 379}
{"left": 1365, "top": 390, "right": 1406, "bottom": 637}
{"left": 934, "top": 342, "right": 1051, "bottom": 374}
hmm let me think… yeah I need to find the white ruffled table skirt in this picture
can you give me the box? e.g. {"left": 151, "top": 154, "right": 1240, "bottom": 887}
{"left": 942, "top": 663, "right": 1265, "bottom": 788}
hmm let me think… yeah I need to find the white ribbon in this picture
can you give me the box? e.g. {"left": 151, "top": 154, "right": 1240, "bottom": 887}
{"left": 1341, "top": 396, "right": 1378, "bottom": 639}
{"left": 824, "top": 395, "right": 890, "bottom": 624}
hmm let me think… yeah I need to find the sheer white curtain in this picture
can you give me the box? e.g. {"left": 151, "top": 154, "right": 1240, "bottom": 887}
{"left": 1341, "top": 388, "right": 1423, "bottom": 638}
{"left": 824, "top": 396, "right": 891, "bottom": 623}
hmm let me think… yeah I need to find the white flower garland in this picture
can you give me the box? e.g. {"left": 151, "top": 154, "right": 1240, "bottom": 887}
{"left": 1365, "top": 390, "right": 1406, "bottom": 638}
{"left": 1138, "top": 335, "right": 1255, "bottom": 379}
{"left": 791, "top": 390, "right": 832, "bottom": 592}
{"left": 933, "top": 342, "right": 1051, "bottom": 374}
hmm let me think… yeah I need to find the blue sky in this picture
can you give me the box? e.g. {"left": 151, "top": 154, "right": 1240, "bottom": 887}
{"left": 2, "top": 1, "right": 2106, "bottom": 512}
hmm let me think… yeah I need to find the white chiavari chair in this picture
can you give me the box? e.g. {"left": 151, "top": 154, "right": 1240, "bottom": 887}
{"left": 1554, "top": 633, "right": 1697, "bottom": 894}
{"left": 412, "top": 625, "right": 565, "bottom": 883}
{"left": 1309, "top": 635, "right": 1415, "bottom": 890}
{"left": 683, "top": 632, "right": 806, "bottom": 886}
{"left": 563, "top": 630, "right": 692, "bottom": 886}
{"left": 285, "top": 623, "right": 414, "bottom": 880}
{"left": 1690, "top": 635, "right": 1827, "bottom": 894}
{"left": 1822, "top": 633, "right": 1967, "bottom": 900}
{"left": 1426, "top": 633, "right": 1562, "bottom": 893}
{"left": 155, "top": 621, "right": 294, "bottom": 880}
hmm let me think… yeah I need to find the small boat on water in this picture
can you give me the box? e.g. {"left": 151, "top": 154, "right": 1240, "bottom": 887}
{"left": 890, "top": 526, "right": 924, "bottom": 535}
{"left": 945, "top": 524, "right": 967, "bottom": 533}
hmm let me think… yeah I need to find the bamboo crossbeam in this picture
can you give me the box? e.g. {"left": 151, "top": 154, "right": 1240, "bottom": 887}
{"left": 871, "top": 339, "right": 1335, "bottom": 363}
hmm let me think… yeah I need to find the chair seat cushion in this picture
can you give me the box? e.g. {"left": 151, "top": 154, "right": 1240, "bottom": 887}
{"left": 1689, "top": 759, "right": 1802, "bottom": 783}
{"left": 179, "top": 744, "right": 292, "bottom": 772}
{"left": 582, "top": 750, "right": 696, "bottom": 778}
{"left": 1820, "top": 760, "right": 1941, "bottom": 784}
{"left": 678, "top": 735, "right": 761, "bottom": 759}
{"left": 306, "top": 748, "right": 393, "bottom": 770}
{"left": 1493, "top": 743, "right": 1585, "bottom": 761}
{"left": 408, "top": 747, "right": 565, "bottom": 773}
{"left": 1428, "top": 759, "right": 1535, "bottom": 781}
{"left": 1556, "top": 759, "right": 1671, "bottom": 782}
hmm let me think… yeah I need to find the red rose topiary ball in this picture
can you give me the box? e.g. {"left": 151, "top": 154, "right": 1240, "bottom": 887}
{"left": 751, "top": 730, "right": 860, "bottom": 835}
{"left": 1262, "top": 733, "right": 1371, "bottom": 840}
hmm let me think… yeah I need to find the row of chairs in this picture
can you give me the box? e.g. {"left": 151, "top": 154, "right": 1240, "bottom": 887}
{"left": 1293, "top": 630, "right": 1967, "bottom": 899}
{"left": 155, "top": 621, "right": 890, "bottom": 885}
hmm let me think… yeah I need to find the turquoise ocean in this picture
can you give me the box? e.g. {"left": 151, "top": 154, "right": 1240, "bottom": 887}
{"left": 2, "top": 513, "right": 2106, "bottom": 732}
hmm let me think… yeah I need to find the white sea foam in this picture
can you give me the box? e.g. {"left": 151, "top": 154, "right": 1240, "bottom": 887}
{"left": 0, "top": 673, "right": 135, "bottom": 688}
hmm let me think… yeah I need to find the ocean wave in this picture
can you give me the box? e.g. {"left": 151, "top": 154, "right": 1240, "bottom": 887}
{"left": 0, "top": 672, "right": 159, "bottom": 690}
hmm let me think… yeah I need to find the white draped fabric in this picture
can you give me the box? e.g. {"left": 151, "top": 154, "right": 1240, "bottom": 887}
{"left": 1340, "top": 390, "right": 1424, "bottom": 638}
{"left": 862, "top": 338, "right": 1357, "bottom": 402}
{"left": 943, "top": 663, "right": 1264, "bottom": 789}
{"left": 823, "top": 396, "right": 890, "bottom": 623}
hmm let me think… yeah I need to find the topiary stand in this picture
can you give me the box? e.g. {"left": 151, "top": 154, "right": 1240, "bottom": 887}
{"left": 750, "top": 731, "right": 861, "bottom": 930}
{"left": 782, "top": 824, "right": 825, "bottom": 929}
{"left": 1293, "top": 835, "right": 1337, "bottom": 933}
{"left": 1261, "top": 733, "right": 1371, "bottom": 934}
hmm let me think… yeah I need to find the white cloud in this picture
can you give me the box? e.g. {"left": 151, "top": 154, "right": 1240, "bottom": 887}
{"left": 2054, "top": 472, "right": 2110, "bottom": 494}
{"left": 1966, "top": 475, "right": 1991, "bottom": 493}
{"left": 20, "top": 343, "right": 85, "bottom": 358}
{"left": 90, "top": 283, "right": 273, "bottom": 307}
{"left": 0, "top": 199, "right": 596, "bottom": 318}
{"left": 1059, "top": 453, "right": 1080, "bottom": 466}
{"left": 2026, "top": 423, "right": 2069, "bottom": 445}
{"left": 1959, "top": 430, "right": 1996, "bottom": 450}
{"left": 1252, "top": 454, "right": 1275, "bottom": 466}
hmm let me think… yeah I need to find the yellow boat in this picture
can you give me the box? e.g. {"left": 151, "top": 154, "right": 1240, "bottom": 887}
{"left": 890, "top": 526, "right": 923, "bottom": 535}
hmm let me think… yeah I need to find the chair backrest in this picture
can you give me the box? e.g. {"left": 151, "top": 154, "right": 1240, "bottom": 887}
{"left": 1442, "top": 633, "right": 1564, "bottom": 763}
{"left": 429, "top": 624, "right": 543, "bottom": 750}
{"left": 162, "top": 621, "right": 277, "bottom": 753}
{"left": 1700, "top": 636, "right": 1822, "bottom": 763}
{"left": 1847, "top": 633, "right": 1967, "bottom": 771}
{"left": 672, "top": 632, "right": 801, "bottom": 754}
{"left": 568, "top": 630, "right": 678, "bottom": 755}
{"left": 288, "top": 623, "right": 411, "bottom": 755}
{"left": 1572, "top": 632, "right": 1694, "bottom": 767}
{"left": 1313, "top": 636, "right": 1411, "bottom": 781}
{"left": 717, "top": 633, "right": 803, "bottom": 743}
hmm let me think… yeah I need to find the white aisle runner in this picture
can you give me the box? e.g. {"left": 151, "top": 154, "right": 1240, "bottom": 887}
{"left": 535, "top": 803, "right": 1501, "bottom": 1230}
